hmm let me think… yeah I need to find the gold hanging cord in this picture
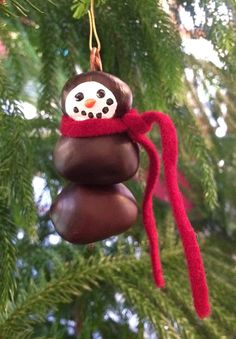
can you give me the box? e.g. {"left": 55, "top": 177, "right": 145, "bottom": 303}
{"left": 88, "top": 0, "right": 103, "bottom": 71}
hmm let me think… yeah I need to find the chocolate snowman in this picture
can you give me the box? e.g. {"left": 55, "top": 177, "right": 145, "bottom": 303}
{"left": 51, "top": 71, "right": 140, "bottom": 243}
{"left": 50, "top": 71, "right": 211, "bottom": 319}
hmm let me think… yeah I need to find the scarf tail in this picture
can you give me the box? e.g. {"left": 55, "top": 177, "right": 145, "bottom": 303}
{"left": 129, "top": 131, "right": 165, "bottom": 287}
{"left": 142, "top": 111, "right": 210, "bottom": 318}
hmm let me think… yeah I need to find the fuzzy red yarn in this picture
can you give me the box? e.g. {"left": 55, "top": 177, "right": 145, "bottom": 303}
{"left": 60, "top": 109, "right": 211, "bottom": 319}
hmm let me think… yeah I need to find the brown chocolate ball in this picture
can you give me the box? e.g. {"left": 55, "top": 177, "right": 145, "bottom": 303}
{"left": 50, "top": 183, "right": 138, "bottom": 244}
{"left": 61, "top": 71, "right": 132, "bottom": 118}
{"left": 53, "top": 134, "right": 139, "bottom": 185}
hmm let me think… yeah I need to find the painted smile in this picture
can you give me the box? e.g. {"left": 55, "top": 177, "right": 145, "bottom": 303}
{"left": 73, "top": 105, "right": 111, "bottom": 119}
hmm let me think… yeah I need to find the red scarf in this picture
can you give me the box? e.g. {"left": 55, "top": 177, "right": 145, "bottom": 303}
{"left": 60, "top": 108, "right": 210, "bottom": 319}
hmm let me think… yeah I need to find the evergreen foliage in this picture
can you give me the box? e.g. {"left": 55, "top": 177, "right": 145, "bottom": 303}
{"left": 0, "top": 0, "right": 235, "bottom": 338}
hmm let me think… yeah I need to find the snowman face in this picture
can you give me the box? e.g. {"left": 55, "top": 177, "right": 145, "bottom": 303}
{"left": 65, "top": 81, "right": 118, "bottom": 121}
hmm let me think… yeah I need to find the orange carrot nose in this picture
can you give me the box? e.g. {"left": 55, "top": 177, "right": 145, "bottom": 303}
{"left": 85, "top": 98, "right": 96, "bottom": 108}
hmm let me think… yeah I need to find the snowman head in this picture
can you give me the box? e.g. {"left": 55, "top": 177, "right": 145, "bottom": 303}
{"left": 61, "top": 71, "right": 133, "bottom": 121}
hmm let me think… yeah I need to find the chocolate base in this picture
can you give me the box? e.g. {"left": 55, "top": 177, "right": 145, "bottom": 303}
{"left": 53, "top": 134, "right": 140, "bottom": 185}
{"left": 50, "top": 183, "right": 138, "bottom": 244}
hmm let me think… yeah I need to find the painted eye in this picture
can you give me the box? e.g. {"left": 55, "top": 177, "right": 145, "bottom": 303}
{"left": 106, "top": 98, "right": 114, "bottom": 105}
{"left": 75, "top": 92, "right": 84, "bottom": 101}
{"left": 97, "top": 89, "right": 105, "bottom": 98}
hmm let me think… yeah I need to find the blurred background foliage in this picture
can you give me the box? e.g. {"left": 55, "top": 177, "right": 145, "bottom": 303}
{"left": 0, "top": 0, "right": 235, "bottom": 338}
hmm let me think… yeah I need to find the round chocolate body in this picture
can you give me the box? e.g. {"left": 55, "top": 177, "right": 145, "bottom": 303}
{"left": 61, "top": 71, "right": 132, "bottom": 118}
{"left": 50, "top": 183, "right": 138, "bottom": 244}
{"left": 53, "top": 133, "right": 139, "bottom": 185}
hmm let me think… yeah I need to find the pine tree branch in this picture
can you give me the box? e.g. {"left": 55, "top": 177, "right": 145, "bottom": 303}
{"left": 0, "top": 0, "right": 56, "bottom": 17}
{"left": 0, "top": 207, "right": 17, "bottom": 312}
{"left": 0, "top": 253, "right": 138, "bottom": 337}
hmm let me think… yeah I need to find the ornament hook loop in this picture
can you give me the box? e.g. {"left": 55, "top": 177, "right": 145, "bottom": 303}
{"left": 90, "top": 47, "right": 103, "bottom": 71}
{"left": 88, "top": 0, "right": 101, "bottom": 51}
{"left": 88, "top": 0, "right": 103, "bottom": 71}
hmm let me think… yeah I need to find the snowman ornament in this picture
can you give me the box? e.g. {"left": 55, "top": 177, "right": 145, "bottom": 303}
{"left": 50, "top": 70, "right": 211, "bottom": 319}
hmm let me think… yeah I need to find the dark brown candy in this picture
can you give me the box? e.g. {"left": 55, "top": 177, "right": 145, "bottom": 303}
{"left": 53, "top": 133, "right": 139, "bottom": 185}
{"left": 50, "top": 183, "right": 138, "bottom": 244}
{"left": 61, "top": 71, "right": 132, "bottom": 118}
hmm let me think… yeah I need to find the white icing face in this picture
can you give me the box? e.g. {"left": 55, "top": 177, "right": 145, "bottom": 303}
{"left": 65, "top": 81, "right": 118, "bottom": 121}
